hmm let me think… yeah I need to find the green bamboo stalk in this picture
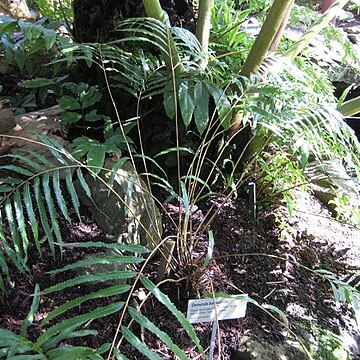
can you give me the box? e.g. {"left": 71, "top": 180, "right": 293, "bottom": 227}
{"left": 240, "top": 0, "right": 294, "bottom": 76}
{"left": 337, "top": 96, "right": 360, "bottom": 117}
{"left": 195, "top": 0, "right": 214, "bottom": 69}
{"left": 283, "top": 0, "right": 349, "bottom": 61}
{"left": 269, "top": 1, "right": 294, "bottom": 52}
{"left": 142, "top": 0, "right": 183, "bottom": 73}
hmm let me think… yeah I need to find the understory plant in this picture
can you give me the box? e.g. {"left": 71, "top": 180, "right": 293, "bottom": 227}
{"left": 0, "top": 15, "right": 70, "bottom": 76}
{"left": 1, "top": 0, "right": 360, "bottom": 358}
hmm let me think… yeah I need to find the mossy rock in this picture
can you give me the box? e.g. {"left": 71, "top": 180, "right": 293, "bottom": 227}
{"left": 76, "top": 160, "right": 162, "bottom": 250}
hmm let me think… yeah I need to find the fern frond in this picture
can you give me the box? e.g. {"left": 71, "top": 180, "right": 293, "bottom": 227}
{"left": 47, "top": 255, "right": 144, "bottom": 275}
{"left": 34, "top": 176, "right": 56, "bottom": 256}
{"left": 42, "top": 173, "right": 63, "bottom": 249}
{"left": 41, "top": 284, "right": 131, "bottom": 326}
{"left": 61, "top": 241, "right": 150, "bottom": 254}
{"left": 0, "top": 254, "right": 8, "bottom": 292}
{"left": 4, "top": 198, "right": 23, "bottom": 260}
{"left": 23, "top": 182, "right": 40, "bottom": 252}
{"left": 52, "top": 170, "right": 71, "bottom": 223}
{"left": 128, "top": 306, "right": 188, "bottom": 360}
{"left": 64, "top": 168, "right": 81, "bottom": 220}
{"left": 0, "top": 328, "right": 36, "bottom": 356}
{"left": 46, "top": 346, "right": 104, "bottom": 359}
{"left": 121, "top": 326, "right": 162, "bottom": 360}
{"left": 0, "top": 135, "right": 88, "bottom": 285}
{"left": 0, "top": 210, "right": 27, "bottom": 274}
{"left": 43, "top": 270, "right": 137, "bottom": 295}
{"left": 20, "top": 284, "right": 41, "bottom": 338}
{"left": 141, "top": 276, "right": 204, "bottom": 354}
{"left": 35, "top": 302, "right": 125, "bottom": 351}
{"left": 242, "top": 57, "right": 360, "bottom": 173}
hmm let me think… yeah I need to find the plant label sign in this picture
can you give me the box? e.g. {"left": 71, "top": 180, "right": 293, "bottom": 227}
{"left": 186, "top": 297, "right": 247, "bottom": 324}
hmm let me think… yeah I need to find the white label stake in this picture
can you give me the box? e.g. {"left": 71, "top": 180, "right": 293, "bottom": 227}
{"left": 187, "top": 297, "right": 247, "bottom": 323}
{"left": 209, "top": 320, "right": 218, "bottom": 360}
{"left": 186, "top": 296, "right": 248, "bottom": 360}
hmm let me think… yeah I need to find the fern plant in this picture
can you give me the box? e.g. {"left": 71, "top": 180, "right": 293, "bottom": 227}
{"left": 0, "top": 16, "right": 70, "bottom": 76}
{"left": 0, "top": 241, "right": 204, "bottom": 358}
{"left": 1, "top": 1, "right": 360, "bottom": 357}
{"left": 0, "top": 136, "right": 83, "bottom": 281}
{"left": 0, "top": 134, "right": 205, "bottom": 358}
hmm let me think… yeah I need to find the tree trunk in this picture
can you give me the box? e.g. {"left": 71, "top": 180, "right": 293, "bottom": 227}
{"left": 322, "top": 0, "right": 336, "bottom": 24}
{"left": 73, "top": 0, "right": 195, "bottom": 43}
{"left": 73, "top": 0, "right": 144, "bottom": 43}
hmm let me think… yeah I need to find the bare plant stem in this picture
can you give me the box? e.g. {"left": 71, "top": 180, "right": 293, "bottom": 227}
{"left": 195, "top": 0, "right": 214, "bottom": 69}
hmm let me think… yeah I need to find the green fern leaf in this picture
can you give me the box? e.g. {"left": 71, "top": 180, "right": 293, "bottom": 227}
{"left": 62, "top": 241, "right": 150, "bottom": 254}
{"left": 97, "top": 342, "right": 111, "bottom": 355}
{"left": 121, "top": 326, "right": 162, "bottom": 360}
{"left": 34, "top": 177, "right": 55, "bottom": 256}
{"left": 0, "top": 185, "right": 14, "bottom": 193}
{"left": 163, "top": 83, "right": 176, "bottom": 120}
{"left": 60, "top": 330, "right": 99, "bottom": 339}
{"left": 41, "top": 284, "right": 131, "bottom": 326}
{"left": 76, "top": 168, "right": 92, "bottom": 198}
{"left": 19, "top": 148, "right": 55, "bottom": 168}
{"left": 35, "top": 302, "right": 124, "bottom": 351}
{"left": 0, "top": 240, "right": 10, "bottom": 281}
{"left": 203, "top": 230, "right": 214, "bottom": 268}
{"left": 0, "top": 274, "right": 5, "bottom": 292}
{"left": 133, "top": 154, "right": 168, "bottom": 180}
{"left": 262, "top": 304, "right": 289, "bottom": 329}
{"left": 4, "top": 199, "right": 23, "bottom": 258}
{"left": 52, "top": 170, "right": 71, "bottom": 223}
{"left": 14, "top": 189, "right": 29, "bottom": 258}
{"left": 0, "top": 212, "right": 27, "bottom": 274}
{"left": 43, "top": 270, "right": 137, "bottom": 295}
{"left": 46, "top": 255, "right": 144, "bottom": 274}
{"left": 128, "top": 306, "right": 188, "bottom": 360}
{"left": 20, "top": 284, "right": 41, "bottom": 337}
{"left": 116, "top": 28, "right": 169, "bottom": 56}
{"left": 0, "top": 164, "right": 34, "bottom": 177}
{"left": 180, "top": 181, "right": 189, "bottom": 222}
{"left": 2, "top": 353, "right": 46, "bottom": 359}
{"left": 42, "top": 173, "right": 63, "bottom": 248}
{"left": 65, "top": 168, "right": 81, "bottom": 220}
{"left": 0, "top": 242, "right": 10, "bottom": 280}
{"left": 113, "top": 348, "right": 130, "bottom": 359}
{"left": 124, "top": 172, "right": 136, "bottom": 217}
{"left": 0, "top": 328, "right": 34, "bottom": 350}
{"left": 141, "top": 276, "right": 204, "bottom": 354}
{"left": 6, "top": 153, "right": 46, "bottom": 172}
{"left": 37, "top": 135, "right": 70, "bottom": 166}
{"left": 23, "top": 182, "right": 40, "bottom": 253}
{"left": 0, "top": 177, "right": 23, "bottom": 185}
{"left": 46, "top": 346, "right": 103, "bottom": 359}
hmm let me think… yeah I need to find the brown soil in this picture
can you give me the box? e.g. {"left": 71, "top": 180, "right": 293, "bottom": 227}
{"left": 0, "top": 188, "right": 359, "bottom": 359}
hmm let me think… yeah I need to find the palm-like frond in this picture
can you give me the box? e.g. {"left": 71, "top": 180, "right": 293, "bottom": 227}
{"left": 0, "top": 240, "right": 202, "bottom": 358}
{"left": 0, "top": 134, "right": 202, "bottom": 359}
{"left": 0, "top": 135, "right": 88, "bottom": 281}
{"left": 235, "top": 57, "right": 360, "bottom": 174}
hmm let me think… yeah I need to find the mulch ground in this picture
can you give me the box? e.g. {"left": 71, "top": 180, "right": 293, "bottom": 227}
{"left": 1, "top": 189, "right": 359, "bottom": 359}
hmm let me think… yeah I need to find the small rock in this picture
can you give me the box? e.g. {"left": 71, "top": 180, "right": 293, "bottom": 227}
{"left": 0, "top": 109, "right": 16, "bottom": 132}
{"left": 348, "top": 33, "right": 358, "bottom": 44}
{"left": 305, "top": 158, "right": 360, "bottom": 215}
{"left": 76, "top": 160, "right": 162, "bottom": 250}
{"left": 0, "top": 100, "right": 16, "bottom": 133}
